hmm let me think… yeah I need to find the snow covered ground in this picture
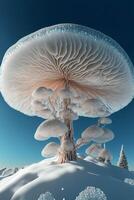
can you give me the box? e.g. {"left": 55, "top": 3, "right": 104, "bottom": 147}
{"left": 0, "top": 157, "right": 134, "bottom": 200}
{"left": 0, "top": 168, "right": 19, "bottom": 180}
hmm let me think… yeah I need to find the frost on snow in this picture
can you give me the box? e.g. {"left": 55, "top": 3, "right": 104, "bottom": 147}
{"left": 124, "top": 178, "right": 134, "bottom": 186}
{"left": 75, "top": 186, "right": 107, "bottom": 200}
{"left": 38, "top": 192, "right": 55, "bottom": 200}
{"left": 37, "top": 187, "right": 107, "bottom": 200}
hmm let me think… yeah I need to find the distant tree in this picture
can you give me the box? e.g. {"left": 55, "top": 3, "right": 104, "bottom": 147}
{"left": 117, "top": 145, "right": 128, "bottom": 170}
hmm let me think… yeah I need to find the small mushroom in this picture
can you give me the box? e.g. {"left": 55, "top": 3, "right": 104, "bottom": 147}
{"left": 93, "top": 128, "right": 114, "bottom": 143}
{"left": 81, "top": 125, "right": 104, "bottom": 141}
{"left": 34, "top": 119, "right": 68, "bottom": 141}
{"left": 98, "top": 117, "right": 112, "bottom": 125}
{"left": 85, "top": 143, "right": 103, "bottom": 157}
{"left": 41, "top": 142, "right": 60, "bottom": 157}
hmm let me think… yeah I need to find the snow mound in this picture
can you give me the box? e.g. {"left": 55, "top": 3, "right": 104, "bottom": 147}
{"left": 0, "top": 168, "right": 19, "bottom": 180}
{"left": 75, "top": 186, "right": 107, "bottom": 200}
{"left": 0, "top": 168, "right": 6, "bottom": 176}
{"left": 0, "top": 158, "right": 134, "bottom": 200}
{"left": 124, "top": 178, "right": 134, "bottom": 186}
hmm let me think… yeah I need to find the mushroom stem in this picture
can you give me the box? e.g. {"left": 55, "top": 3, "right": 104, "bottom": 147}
{"left": 58, "top": 98, "right": 77, "bottom": 163}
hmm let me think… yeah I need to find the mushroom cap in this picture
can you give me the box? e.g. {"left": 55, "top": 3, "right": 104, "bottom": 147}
{"left": 93, "top": 128, "right": 114, "bottom": 143}
{"left": 85, "top": 143, "right": 102, "bottom": 156}
{"left": 1, "top": 24, "right": 134, "bottom": 116}
{"left": 98, "top": 117, "right": 112, "bottom": 125}
{"left": 34, "top": 119, "right": 68, "bottom": 141}
{"left": 41, "top": 142, "right": 60, "bottom": 157}
{"left": 81, "top": 125, "right": 104, "bottom": 140}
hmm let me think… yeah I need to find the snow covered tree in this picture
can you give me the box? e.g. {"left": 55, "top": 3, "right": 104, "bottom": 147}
{"left": 75, "top": 186, "right": 107, "bottom": 200}
{"left": 117, "top": 145, "right": 128, "bottom": 170}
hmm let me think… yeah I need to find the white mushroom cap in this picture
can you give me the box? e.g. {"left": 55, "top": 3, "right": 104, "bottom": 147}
{"left": 93, "top": 128, "right": 114, "bottom": 143}
{"left": 41, "top": 142, "right": 60, "bottom": 157}
{"left": 81, "top": 125, "right": 104, "bottom": 140}
{"left": 81, "top": 99, "right": 110, "bottom": 117}
{"left": 34, "top": 119, "right": 68, "bottom": 141}
{"left": 0, "top": 24, "right": 134, "bottom": 117}
{"left": 98, "top": 117, "right": 112, "bottom": 125}
{"left": 85, "top": 143, "right": 102, "bottom": 157}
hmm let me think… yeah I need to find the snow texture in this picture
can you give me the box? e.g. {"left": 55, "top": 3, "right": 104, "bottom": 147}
{"left": 34, "top": 119, "right": 68, "bottom": 140}
{"left": 0, "top": 158, "right": 134, "bottom": 200}
{"left": 124, "top": 178, "right": 134, "bottom": 186}
{"left": 1, "top": 24, "right": 134, "bottom": 117}
{"left": 75, "top": 186, "right": 107, "bottom": 200}
{"left": 38, "top": 192, "right": 55, "bottom": 200}
{"left": 0, "top": 168, "right": 19, "bottom": 181}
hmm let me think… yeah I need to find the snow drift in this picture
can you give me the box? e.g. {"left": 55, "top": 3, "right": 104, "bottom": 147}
{"left": 0, "top": 158, "right": 134, "bottom": 200}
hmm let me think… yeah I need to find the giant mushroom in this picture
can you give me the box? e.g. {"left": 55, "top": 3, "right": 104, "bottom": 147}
{"left": 0, "top": 24, "right": 134, "bottom": 163}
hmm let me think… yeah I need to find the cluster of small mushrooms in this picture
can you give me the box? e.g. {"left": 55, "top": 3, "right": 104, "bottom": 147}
{"left": 0, "top": 24, "right": 134, "bottom": 163}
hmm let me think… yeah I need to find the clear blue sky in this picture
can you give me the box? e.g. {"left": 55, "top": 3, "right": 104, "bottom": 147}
{"left": 0, "top": 0, "right": 134, "bottom": 170}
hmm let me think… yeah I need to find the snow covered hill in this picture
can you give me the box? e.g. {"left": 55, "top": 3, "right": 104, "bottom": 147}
{"left": 0, "top": 168, "right": 19, "bottom": 180}
{"left": 0, "top": 157, "right": 134, "bottom": 200}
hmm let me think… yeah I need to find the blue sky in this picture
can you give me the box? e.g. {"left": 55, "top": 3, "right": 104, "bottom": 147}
{"left": 0, "top": 0, "right": 134, "bottom": 170}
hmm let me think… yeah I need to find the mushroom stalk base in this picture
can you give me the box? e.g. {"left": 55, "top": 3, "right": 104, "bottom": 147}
{"left": 58, "top": 98, "right": 77, "bottom": 163}
{"left": 58, "top": 147, "right": 77, "bottom": 164}
{"left": 58, "top": 134, "right": 77, "bottom": 164}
